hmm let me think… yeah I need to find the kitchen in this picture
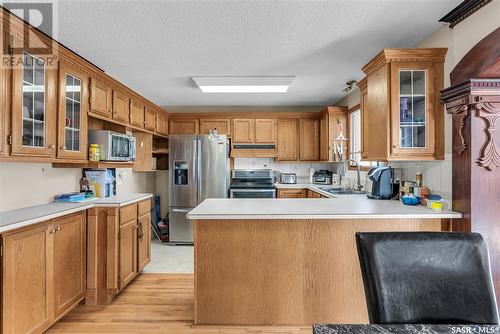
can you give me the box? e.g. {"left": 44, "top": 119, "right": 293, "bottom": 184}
{"left": 0, "top": 1, "right": 499, "bottom": 334}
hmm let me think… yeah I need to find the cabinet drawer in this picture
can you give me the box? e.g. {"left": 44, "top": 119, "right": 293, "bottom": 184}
{"left": 120, "top": 204, "right": 137, "bottom": 224}
{"left": 278, "top": 188, "right": 306, "bottom": 198}
{"left": 138, "top": 199, "right": 151, "bottom": 216}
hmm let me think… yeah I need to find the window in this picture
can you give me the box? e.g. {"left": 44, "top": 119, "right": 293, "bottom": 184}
{"left": 349, "top": 108, "right": 377, "bottom": 168}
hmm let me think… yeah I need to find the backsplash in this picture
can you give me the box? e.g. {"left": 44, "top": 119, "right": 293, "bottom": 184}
{"left": 234, "top": 158, "right": 336, "bottom": 183}
{"left": 234, "top": 156, "right": 452, "bottom": 201}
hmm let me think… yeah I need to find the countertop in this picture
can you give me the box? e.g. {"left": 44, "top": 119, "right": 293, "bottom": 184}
{"left": 0, "top": 193, "right": 153, "bottom": 233}
{"left": 187, "top": 183, "right": 462, "bottom": 220}
{"left": 313, "top": 324, "right": 500, "bottom": 334}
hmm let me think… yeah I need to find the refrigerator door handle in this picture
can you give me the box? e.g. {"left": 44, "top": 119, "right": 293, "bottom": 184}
{"left": 171, "top": 208, "right": 192, "bottom": 213}
{"left": 197, "top": 136, "right": 202, "bottom": 204}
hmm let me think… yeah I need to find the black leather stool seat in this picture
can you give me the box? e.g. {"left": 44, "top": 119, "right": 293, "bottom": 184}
{"left": 356, "top": 232, "right": 499, "bottom": 324}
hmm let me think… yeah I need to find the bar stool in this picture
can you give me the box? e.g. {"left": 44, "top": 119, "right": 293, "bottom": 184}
{"left": 356, "top": 232, "right": 499, "bottom": 324}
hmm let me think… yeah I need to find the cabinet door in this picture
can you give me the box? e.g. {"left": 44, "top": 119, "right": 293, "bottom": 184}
{"left": 200, "top": 119, "right": 230, "bottom": 135}
{"left": 144, "top": 107, "right": 156, "bottom": 132}
{"left": 57, "top": 61, "right": 89, "bottom": 160}
{"left": 112, "top": 90, "right": 130, "bottom": 123}
{"left": 137, "top": 213, "right": 151, "bottom": 272}
{"left": 277, "top": 119, "right": 298, "bottom": 161}
{"left": 232, "top": 119, "right": 254, "bottom": 143}
{"left": 319, "top": 112, "right": 330, "bottom": 161}
{"left": 53, "top": 212, "right": 86, "bottom": 318}
{"left": 255, "top": 119, "right": 276, "bottom": 143}
{"left": 390, "top": 62, "right": 436, "bottom": 158}
{"left": 278, "top": 188, "right": 306, "bottom": 198}
{"left": 129, "top": 99, "right": 145, "bottom": 128}
{"left": 90, "top": 77, "right": 112, "bottom": 118}
{"left": 156, "top": 112, "right": 169, "bottom": 135}
{"left": 0, "top": 31, "right": 6, "bottom": 156}
{"left": 3, "top": 224, "right": 52, "bottom": 334}
{"left": 133, "top": 132, "right": 153, "bottom": 171}
{"left": 169, "top": 118, "right": 199, "bottom": 135}
{"left": 299, "top": 119, "right": 320, "bottom": 161}
{"left": 10, "top": 36, "right": 57, "bottom": 157}
{"left": 119, "top": 219, "right": 138, "bottom": 289}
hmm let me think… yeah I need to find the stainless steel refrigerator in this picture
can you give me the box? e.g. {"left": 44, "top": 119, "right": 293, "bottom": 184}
{"left": 169, "top": 134, "right": 229, "bottom": 244}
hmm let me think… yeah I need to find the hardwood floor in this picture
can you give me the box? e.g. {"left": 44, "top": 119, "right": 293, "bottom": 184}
{"left": 47, "top": 274, "right": 311, "bottom": 334}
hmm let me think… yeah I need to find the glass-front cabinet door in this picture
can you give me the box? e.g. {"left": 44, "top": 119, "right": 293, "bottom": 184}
{"left": 57, "top": 61, "right": 88, "bottom": 160}
{"left": 10, "top": 37, "right": 57, "bottom": 157}
{"left": 390, "top": 62, "right": 436, "bottom": 158}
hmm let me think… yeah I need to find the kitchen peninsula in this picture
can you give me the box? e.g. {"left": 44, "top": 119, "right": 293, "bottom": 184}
{"left": 187, "top": 194, "right": 461, "bottom": 326}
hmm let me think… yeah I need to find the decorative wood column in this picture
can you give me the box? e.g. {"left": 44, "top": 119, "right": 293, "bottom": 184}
{"left": 442, "top": 78, "right": 500, "bottom": 304}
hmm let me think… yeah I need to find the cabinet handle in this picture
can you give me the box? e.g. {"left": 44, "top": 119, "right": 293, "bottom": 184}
{"left": 50, "top": 226, "right": 61, "bottom": 234}
{"left": 393, "top": 145, "right": 399, "bottom": 149}
{"left": 60, "top": 145, "right": 66, "bottom": 150}
{"left": 49, "top": 144, "right": 55, "bottom": 149}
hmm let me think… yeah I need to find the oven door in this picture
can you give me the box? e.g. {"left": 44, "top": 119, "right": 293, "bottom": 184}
{"left": 230, "top": 189, "right": 276, "bottom": 198}
{"left": 109, "top": 134, "right": 132, "bottom": 161}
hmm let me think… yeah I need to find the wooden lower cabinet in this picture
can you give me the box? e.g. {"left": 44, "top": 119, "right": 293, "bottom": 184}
{"left": 86, "top": 199, "right": 152, "bottom": 305}
{"left": 2, "top": 211, "right": 86, "bottom": 334}
{"left": 137, "top": 213, "right": 152, "bottom": 271}
{"left": 277, "top": 188, "right": 306, "bottom": 198}
{"left": 2, "top": 224, "right": 52, "bottom": 334}
{"left": 119, "top": 218, "right": 138, "bottom": 289}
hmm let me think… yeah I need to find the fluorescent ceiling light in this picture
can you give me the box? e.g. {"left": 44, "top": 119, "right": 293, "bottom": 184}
{"left": 192, "top": 76, "right": 295, "bottom": 93}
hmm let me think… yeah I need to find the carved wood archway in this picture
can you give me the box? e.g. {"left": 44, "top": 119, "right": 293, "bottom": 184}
{"left": 441, "top": 27, "right": 500, "bottom": 306}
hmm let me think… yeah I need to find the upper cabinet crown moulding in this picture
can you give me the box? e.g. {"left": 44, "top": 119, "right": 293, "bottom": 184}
{"left": 361, "top": 48, "right": 448, "bottom": 76}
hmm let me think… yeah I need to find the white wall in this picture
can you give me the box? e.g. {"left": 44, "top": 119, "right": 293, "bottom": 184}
{"left": 335, "top": 2, "right": 500, "bottom": 199}
{"left": 0, "top": 162, "right": 156, "bottom": 212}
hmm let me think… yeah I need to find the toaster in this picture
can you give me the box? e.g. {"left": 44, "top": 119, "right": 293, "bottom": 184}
{"left": 280, "top": 173, "right": 297, "bottom": 184}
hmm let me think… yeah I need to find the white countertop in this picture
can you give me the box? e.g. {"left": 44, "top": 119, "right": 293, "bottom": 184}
{"left": 187, "top": 189, "right": 462, "bottom": 220}
{"left": 0, "top": 193, "right": 153, "bottom": 233}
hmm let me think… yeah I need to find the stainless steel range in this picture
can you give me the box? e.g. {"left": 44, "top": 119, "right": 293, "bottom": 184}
{"left": 229, "top": 169, "right": 276, "bottom": 198}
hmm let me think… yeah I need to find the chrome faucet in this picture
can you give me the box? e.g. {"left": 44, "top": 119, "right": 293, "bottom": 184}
{"left": 341, "top": 159, "right": 363, "bottom": 191}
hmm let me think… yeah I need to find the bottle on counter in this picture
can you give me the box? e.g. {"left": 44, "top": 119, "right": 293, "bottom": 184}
{"left": 89, "top": 144, "right": 100, "bottom": 161}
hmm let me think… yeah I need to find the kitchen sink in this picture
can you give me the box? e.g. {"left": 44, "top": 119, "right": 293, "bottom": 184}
{"left": 319, "top": 187, "right": 367, "bottom": 195}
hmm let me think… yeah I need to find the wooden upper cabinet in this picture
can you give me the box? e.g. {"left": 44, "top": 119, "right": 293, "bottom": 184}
{"left": 255, "top": 119, "right": 277, "bottom": 143}
{"left": 144, "top": 106, "right": 157, "bottom": 132}
{"left": 200, "top": 118, "right": 231, "bottom": 135}
{"left": 320, "top": 106, "right": 348, "bottom": 161}
{"left": 57, "top": 61, "right": 89, "bottom": 160}
{"left": 156, "top": 112, "right": 169, "bottom": 136}
{"left": 9, "top": 35, "right": 57, "bottom": 158}
{"left": 358, "top": 78, "right": 368, "bottom": 160}
{"left": 169, "top": 118, "right": 199, "bottom": 135}
{"left": 53, "top": 212, "right": 86, "bottom": 318}
{"left": 130, "top": 99, "right": 145, "bottom": 128}
{"left": 299, "top": 118, "right": 320, "bottom": 161}
{"left": 137, "top": 213, "right": 152, "bottom": 272}
{"left": 2, "top": 224, "right": 52, "bottom": 334}
{"left": 360, "top": 48, "right": 446, "bottom": 161}
{"left": 112, "top": 90, "right": 130, "bottom": 123}
{"left": 277, "top": 119, "right": 299, "bottom": 161}
{"left": 90, "top": 77, "right": 112, "bottom": 118}
{"left": 133, "top": 131, "right": 153, "bottom": 171}
{"left": 232, "top": 119, "right": 254, "bottom": 143}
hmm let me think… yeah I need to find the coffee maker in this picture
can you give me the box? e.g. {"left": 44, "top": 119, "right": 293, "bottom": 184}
{"left": 367, "top": 166, "right": 393, "bottom": 199}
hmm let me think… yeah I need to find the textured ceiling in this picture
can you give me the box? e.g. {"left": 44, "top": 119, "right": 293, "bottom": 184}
{"left": 23, "top": 0, "right": 460, "bottom": 106}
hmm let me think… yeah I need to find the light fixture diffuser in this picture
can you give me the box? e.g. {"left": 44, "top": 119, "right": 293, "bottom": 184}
{"left": 192, "top": 76, "right": 295, "bottom": 93}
